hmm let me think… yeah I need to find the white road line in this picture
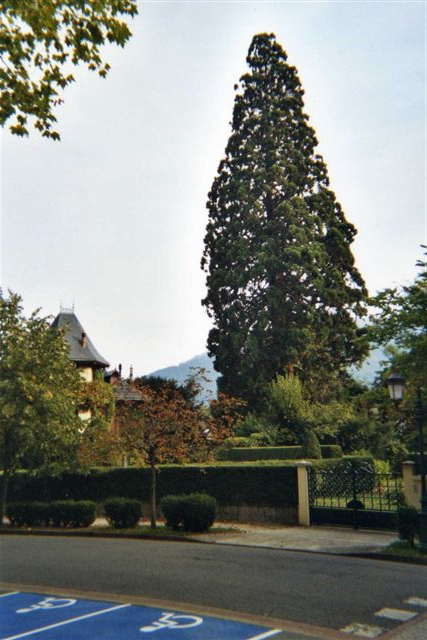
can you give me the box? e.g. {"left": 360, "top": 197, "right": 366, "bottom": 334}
{"left": 375, "top": 608, "right": 417, "bottom": 622}
{"left": 341, "top": 623, "right": 384, "bottom": 637}
{"left": 247, "top": 630, "right": 283, "bottom": 640}
{"left": 0, "top": 593, "right": 20, "bottom": 598}
{"left": 404, "top": 597, "right": 427, "bottom": 608}
{"left": 1, "top": 603, "right": 131, "bottom": 640}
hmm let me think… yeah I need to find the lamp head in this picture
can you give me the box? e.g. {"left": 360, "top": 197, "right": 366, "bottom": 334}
{"left": 387, "top": 372, "right": 405, "bottom": 405}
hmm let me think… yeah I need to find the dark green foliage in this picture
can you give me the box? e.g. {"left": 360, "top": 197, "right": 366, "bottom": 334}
{"left": 396, "top": 506, "right": 420, "bottom": 547}
{"left": 161, "top": 493, "right": 217, "bottom": 532}
{"left": 202, "top": 33, "right": 367, "bottom": 409}
{"left": 314, "top": 455, "right": 375, "bottom": 472}
{"left": 160, "top": 495, "right": 184, "bottom": 530}
{"left": 3, "top": 464, "right": 298, "bottom": 508}
{"left": 7, "top": 500, "right": 96, "bottom": 527}
{"left": 368, "top": 251, "right": 427, "bottom": 390}
{"left": 103, "top": 498, "right": 142, "bottom": 528}
{"left": 218, "top": 445, "right": 341, "bottom": 461}
{"left": 48, "top": 501, "right": 96, "bottom": 528}
{"left": 7, "top": 502, "right": 48, "bottom": 527}
{"left": 182, "top": 494, "right": 217, "bottom": 532}
{"left": 299, "top": 430, "right": 322, "bottom": 459}
{"left": 0, "top": 291, "right": 83, "bottom": 525}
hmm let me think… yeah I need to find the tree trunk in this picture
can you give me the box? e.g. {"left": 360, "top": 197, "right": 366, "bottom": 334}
{"left": 0, "top": 469, "right": 9, "bottom": 528}
{"left": 149, "top": 449, "right": 157, "bottom": 529}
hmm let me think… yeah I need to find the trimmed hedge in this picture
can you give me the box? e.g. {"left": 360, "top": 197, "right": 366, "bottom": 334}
{"left": 161, "top": 493, "right": 217, "bottom": 532}
{"left": 7, "top": 501, "right": 96, "bottom": 528}
{"left": 218, "top": 445, "right": 342, "bottom": 462}
{"left": 2, "top": 464, "right": 298, "bottom": 508}
{"left": 104, "top": 498, "right": 142, "bottom": 529}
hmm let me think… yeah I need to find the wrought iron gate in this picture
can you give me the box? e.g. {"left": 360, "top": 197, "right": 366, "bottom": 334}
{"left": 308, "top": 461, "right": 403, "bottom": 529}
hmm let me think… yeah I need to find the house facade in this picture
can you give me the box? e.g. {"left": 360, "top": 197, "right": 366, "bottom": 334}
{"left": 51, "top": 308, "right": 110, "bottom": 420}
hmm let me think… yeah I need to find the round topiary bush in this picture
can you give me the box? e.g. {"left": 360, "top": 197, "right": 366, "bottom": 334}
{"left": 161, "top": 493, "right": 217, "bottom": 532}
{"left": 104, "top": 498, "right": 142, "bottom": 529}
{"left": 160, "top": 495, "right": 185, "bottom": 530}
{"left": 182, "top": 493, "right": 217, "bottom": 532}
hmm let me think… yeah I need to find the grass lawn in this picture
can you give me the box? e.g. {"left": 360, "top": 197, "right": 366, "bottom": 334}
{"left": 383, "top": 540, "right": 427, "bottom": 563}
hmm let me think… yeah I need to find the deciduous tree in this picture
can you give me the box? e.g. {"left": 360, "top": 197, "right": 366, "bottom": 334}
{"left": 115, "top": 381, "right": 243, "bottom": 528}
{"left": 0, "top": 291, "right": 83, "bottom": 525}
{"left": 202, "top": 33, "right": 367, "bottom": 408}
{"left": 1, "top": 0, "right": 137, "bottom": 139}
{"left": 368, "top": 251, "right": 427, "bottom": 389}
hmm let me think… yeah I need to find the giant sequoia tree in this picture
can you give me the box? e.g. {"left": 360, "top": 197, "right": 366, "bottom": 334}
{"left": 202, "top": 34, "right": 367, "bottom": 408}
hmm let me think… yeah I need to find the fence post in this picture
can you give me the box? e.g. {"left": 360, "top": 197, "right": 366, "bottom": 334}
{"left": 297, "top": 461, "right": 312, "bottom": 526}
{"left": 402, "top": 460, "right": 420, "bottom": 508}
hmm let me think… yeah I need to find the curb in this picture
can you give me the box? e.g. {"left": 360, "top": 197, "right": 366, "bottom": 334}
{"left": 1, "top": 526, "right": 426, "bottom": 565}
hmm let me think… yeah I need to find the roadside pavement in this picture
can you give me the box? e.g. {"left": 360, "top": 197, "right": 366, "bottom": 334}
{"left": 189, "top": 522, "right": 399, "bottom": 555}
{"left": 89, "top": 518, "right": 399, "bottom": 556}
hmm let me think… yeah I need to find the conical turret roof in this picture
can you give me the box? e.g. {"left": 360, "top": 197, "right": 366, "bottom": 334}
{"left": 51, "top": 310, "right": 109, "bottom": 369}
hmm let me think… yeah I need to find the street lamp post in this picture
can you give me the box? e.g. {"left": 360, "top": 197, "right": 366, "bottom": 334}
{"left": 387, "top": 374, "right": 427, "bottom": 553}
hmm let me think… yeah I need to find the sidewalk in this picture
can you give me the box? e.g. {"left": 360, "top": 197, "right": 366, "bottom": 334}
{"left": 190, "top": 522, "right": 398, "bottom": 555}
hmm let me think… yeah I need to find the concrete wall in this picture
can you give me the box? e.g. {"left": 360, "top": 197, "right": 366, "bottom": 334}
{"left": 216, "top": 505, "right": 298, "bottom": 525}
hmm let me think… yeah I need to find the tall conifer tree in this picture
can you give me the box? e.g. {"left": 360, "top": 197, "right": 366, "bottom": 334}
{"left": 201, "top": 33, "right": 367, "bottom": 408}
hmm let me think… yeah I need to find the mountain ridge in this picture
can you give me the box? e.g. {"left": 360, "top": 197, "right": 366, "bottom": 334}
{"left": 148, "top": 353, "right": 220, "bottom": 402}
{"left": 147, "top": 349, "right": 384, "bottom": 400}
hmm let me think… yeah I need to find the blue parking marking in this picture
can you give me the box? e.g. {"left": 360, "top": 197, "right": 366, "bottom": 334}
{"left": 0, "top": 592, "right": 125, "bottom": 639}
{"left": 0, "top": 592, "right": 281, "bottom": 640}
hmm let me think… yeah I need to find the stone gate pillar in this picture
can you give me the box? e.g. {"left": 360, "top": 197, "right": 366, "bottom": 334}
{"left": 402, "top": 460, "right": 421, "bottom": 508}
{"left": 297, "top": 461, "right": 312, "bottom": 526}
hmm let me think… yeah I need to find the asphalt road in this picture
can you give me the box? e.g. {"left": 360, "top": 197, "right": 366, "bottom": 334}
{"left": 1, "top": 535, "right": 426, "bottom": 633}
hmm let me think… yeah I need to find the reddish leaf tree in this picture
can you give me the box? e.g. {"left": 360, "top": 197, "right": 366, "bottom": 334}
{"left": 115, "top": 384, "right": 244, "bottom": 528}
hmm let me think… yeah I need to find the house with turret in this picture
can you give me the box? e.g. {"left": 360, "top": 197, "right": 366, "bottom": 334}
{"left": 51, "top": 308, "right": 110, "bottom": 420}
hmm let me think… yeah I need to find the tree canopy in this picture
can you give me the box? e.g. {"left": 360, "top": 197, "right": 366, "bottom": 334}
{"left": 113, "top": 379, "right": 243, "bottom": 527}
{"left": 368, "top": 250, "right": 427, "bottom": 390}
{"left": 0, "top": 0, "right": 137, "bottom": 139}
{"left": 0, "top": 290, "right": 83, "bottom": 523}
{"left": 202, "top": 33, "right": 367, "bottom": 408}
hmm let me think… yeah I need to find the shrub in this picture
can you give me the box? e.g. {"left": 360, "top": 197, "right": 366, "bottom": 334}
{"left": 218, "top": 445, "right": 341, "bottom": 462}
{"left": 7, "top": 502, "right": 48, "bottom": 527}
{"left": 104, "top": 498, "right": 142, "bottom": 529}
{"left": 48, "top": 501, "right": 96, "bottom": 528}
{"left": 182, "top": 493, "right": 217, "bottom": 532}
{"left": 7, "top": 501, "right": 96, "bottom": 528}
{"left": 160, "top": 495, "right": 185, "bottom": 530}
{"left": 396, "top": 506, "right": 420, "bottom": 547}
{"left": 299, "top": 430, "right": 322, "bottom": 459}
{"left": 161, "top": 493, "right": 217, "bottom": 532}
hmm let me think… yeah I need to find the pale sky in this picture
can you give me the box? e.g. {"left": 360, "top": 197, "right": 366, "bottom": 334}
{"left": 1, "top": 1, "right": 425, "bottom": 377}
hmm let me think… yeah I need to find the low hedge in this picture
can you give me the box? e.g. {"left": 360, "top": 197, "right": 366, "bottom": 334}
{"left": 161, "top": 493, "right": 217, "bottom": 532}
{"left": 2, "top": 464, "right": 298, "bottom": 508}
{"left": 7, "top": 500, "right": 96, "bottom": 528}
{"left": 104, "top": 498, "right": 142, "bottom": 529}
{"left": 218, "top": 445, "right": 342, "bottom": 462}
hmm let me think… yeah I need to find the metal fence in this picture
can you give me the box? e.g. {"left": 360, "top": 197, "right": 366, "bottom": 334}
{"left": 308, "top": 462, "right": 403, "bottom": 529}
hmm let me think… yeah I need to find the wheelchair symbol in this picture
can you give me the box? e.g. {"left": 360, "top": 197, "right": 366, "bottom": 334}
{"left": 17, "top": 597, "right": 76, "bottom": 614}
{"left": 140, "top": 612, "right": 203, "bottom": 633}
